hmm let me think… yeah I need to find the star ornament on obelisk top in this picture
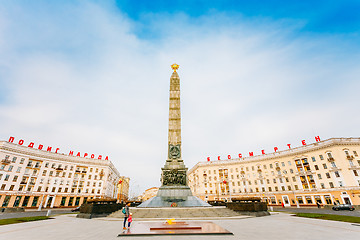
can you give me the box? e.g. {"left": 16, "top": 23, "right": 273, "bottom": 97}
{"left": 171, "top": 63, "right": 179, "bottom": 72}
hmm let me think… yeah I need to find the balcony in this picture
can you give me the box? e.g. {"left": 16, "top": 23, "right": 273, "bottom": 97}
{"left": 327, "top": 157, "right": 335, "bottom": 162}
{"left": 1, "top": 159, "right": 11, "bottom": 164}
{"left": 56, "top": 167, "right": 63, "bottom": 171}
{"left": 20, "top": 181, "right": 27, "bottom": 185}
{"left": 29, "top": 182, "right": 35, "bottom": 185}
{"left": 348, "top": 165, "right": 360, "bottom": 170}
{"left": 75, "top": 170, "right": 81, "bottom": 173}
{"left": 82, "top": 171, "right": 87, "bottom": 174}
{"left": 347, "top": 155, "right": 354, "bottom": 160}
{"left": 329, "top": 167, "right": 341, "bottom": 172}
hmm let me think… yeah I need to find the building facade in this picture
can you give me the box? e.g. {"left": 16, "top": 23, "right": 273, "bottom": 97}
{"left": 117, "top": 176, "right": 130, "bottom": 202}
{"left": 0, "top": 140, "right": 122, "bottom": 208}
{"left": 188, "top": 138, "right": 360, "bottom": 206}
{"left": 140, "top": 187, "right": 159, "bottom": 202}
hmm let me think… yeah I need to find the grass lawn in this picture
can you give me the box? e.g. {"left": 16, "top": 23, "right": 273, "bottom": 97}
{"left": 0, "top": 216, "right": 50, "bottom": 226}
{"left": 295, "top": 213, "right": 360, "bottom": 224}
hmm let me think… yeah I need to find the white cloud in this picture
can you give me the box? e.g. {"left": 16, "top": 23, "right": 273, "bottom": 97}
{"left": 0, "top": 1, "right": 360, "bottom": 196}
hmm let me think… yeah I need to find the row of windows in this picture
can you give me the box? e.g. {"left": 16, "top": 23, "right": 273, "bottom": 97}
{"left": 2, "top": 155, "right": 103, "bottom": 173}
{"left": 201, "top": 150, "right": 359, "bottom": 175}
{"left": 203, "top": 180, "right": 360, "bottom": 195}
{"left": 0, "top": 183, "right": 103, "bottom": 194}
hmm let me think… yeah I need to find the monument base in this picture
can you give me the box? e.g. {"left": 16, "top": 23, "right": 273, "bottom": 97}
{"left": 138, "top": 186, "right": 211, "bottom": 208}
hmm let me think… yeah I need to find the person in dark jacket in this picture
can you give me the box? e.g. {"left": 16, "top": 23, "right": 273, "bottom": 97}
{"left": 123, "top": 203, "right": 130, "bottom": 230}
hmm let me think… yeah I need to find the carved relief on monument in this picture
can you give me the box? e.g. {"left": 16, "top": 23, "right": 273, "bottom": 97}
{"left": 162, "top": 169, "right": 187, "bottom": 186}
{"left": 168, "top": 144, "right": 181, "bottom": 159}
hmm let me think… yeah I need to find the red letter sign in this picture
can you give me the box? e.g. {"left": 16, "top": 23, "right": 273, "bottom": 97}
{"left": 84, "top": 153, "right": 88, "bottom": 158}
{"left": 76, "top": 152, "right": 81, "bottom": 157}
{"left": 227, "top": 155, "right": 231, "bottom": 159}
{"left": 274, "top": 147, "right": 278, "bottom": 152}
{"left": 315, "top": 136, "right": 321, "bottom": 142}
{"left": 18, "top": 139, "right": 24, "bottom": 145}
{"left": 249, "top": 152, "right": 254, "bottom": 157}
{"left": 218, "top": 156, "right": 221, "bottom": 160}
{"left": 302, "top": 140, "right": 306, "bottom": 145}
{"left": 38, "top": 144, "right": 43, "bottom": 150}
{"left": 8, "top": 136, "right": 14, "bottom": 143}
{"left": 91, "top": 154, "right": 95, "bottom": 159}
{"left": 207, "top": 157, "right": 210, "bottom": 161}
{"left": 287, "top": 144, "right": 291, "bottom": 149}
{"left": 238, "top": 153, "right": 242, "bottom": 158}
{"left": 28, "top": 142, "right": 34, "bottom": 148}
{"left": 105, "top": 156, "right": 109, "bottom": 160}
{"left": 98, "top": 155, "right": 102, "bottom": 160}
{"left": 69, "top": 151, "right": 74, "bottom": 156}
{"left": 261, "top": 150, "right": 265, "bottom": 155}
{"left": 55, "top": 148, "right": 60, "bottom": 153}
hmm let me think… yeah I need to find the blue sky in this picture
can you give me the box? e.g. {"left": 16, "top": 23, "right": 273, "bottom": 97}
{"left": 115, "top": 0, "right": 360, "bottom": 34}
{"left": 1, "top": 0, "right": 360, "bottom": 196}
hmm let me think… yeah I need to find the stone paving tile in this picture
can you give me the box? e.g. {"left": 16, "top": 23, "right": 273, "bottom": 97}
{"left": 0, "top": 213, "right": 359, "bottom": 240}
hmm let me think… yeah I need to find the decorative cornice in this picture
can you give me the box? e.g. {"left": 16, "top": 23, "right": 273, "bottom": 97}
{"left": 0, "top": 141, "right": 111, "bottom": 167}
{"left": 188, "top": 137, "right": 360, "bottom": 173}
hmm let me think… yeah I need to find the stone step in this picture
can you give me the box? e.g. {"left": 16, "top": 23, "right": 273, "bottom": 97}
{"left": 108, "top": 206, "right": 246, "bottom": 219}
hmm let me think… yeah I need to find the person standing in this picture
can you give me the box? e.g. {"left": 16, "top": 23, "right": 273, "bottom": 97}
{"left": 123, "top": 203, "right": 130, "bottom": 230}
{"left": 128, "top": 213, "right": 133, "bottom": 229}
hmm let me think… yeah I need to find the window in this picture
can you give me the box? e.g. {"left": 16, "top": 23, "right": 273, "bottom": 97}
{"left": 295, "top": 185, "right": 299, "bottom": 190}
{"left": 320, "top": 183, "right": 325, "bottom": 189}
{"left": 319, "top": 155, "right": 324, "bottom": 160}
{"left": 292, "top": 176, "right": 296, "bottom": 182}
{"left": 269, "top": 164, "right": 273, "bottom": 168}
{"left": 4, "top": 174, "right": 10, "bottom": 181}
{"left": 314, "top": 165, "right": 319, "bottom": 170}
{"left": 334, "top": 171, "right": 340, "bottom": 178}
{"left": 311, "top": 157, "right": 316, "bottom": 162}
{"left": 288, "top": 161, "right": 291, "bottom": 166}
{"left": 42, "top": 170, "right": 47, "bottom": 176}
{"left": 37, "top": 186, "right": 42, "bottom": 192}
{"left": 329, "top": 182, "right": 334, "bottom": 188}
{"left": 16, "top": 167, "right": 21, "bottom": 173}
{"left": 305, "top": 196, "right": 313, "bottom": 204}
{"left": 338, "top": 181, "right": 343, "bottom": 187}
{"left": 323, "top": 164, "right": 327, "bottom": 169}
{"left": 354, "top": 151, "right": 358, "bottom": 157}
{"left": 12, "top": 157, "right": 17, "bottom": 163}
{"left": 353, "top": 170, "right": 358, "bottom": 177}
{"left": 290, "top": 169, "right": 293, "bottom": 173}
{"left": 326, "top": 173, "right": 331, "bottom": 178}
{"left": 317, "top": 174, "right": 322, "bottom": 179}
{"left": 273, "top": 179, "right": 276, "bottom": 183}
{"left": 275, "top": 186, "right": 278, "bottom": 191}
{"left": 296, "top": 196, "right": 304, "bottom": 204}
{"left": 8, "top": 166, "right": 13, "bottom": 171}
{"left": 13, "top": 176, "right": 18, "bottom": 182}
{"left": 331, "top": 162, "right": 337, "bottom": 168}
{"left": 20, "top": 158, "right": 25, "bottom": 164}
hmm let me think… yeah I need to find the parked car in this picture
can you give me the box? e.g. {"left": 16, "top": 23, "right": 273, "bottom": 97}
{"left": 332, "top": 204, "right": 355, "bottom": 211}
{"left": 71, "top": 206, "right": 80, "bottom": 212}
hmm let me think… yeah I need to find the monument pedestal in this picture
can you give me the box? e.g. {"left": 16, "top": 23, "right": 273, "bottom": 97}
{"left": 138, "top": 185, "right": 210, "bottom": 207}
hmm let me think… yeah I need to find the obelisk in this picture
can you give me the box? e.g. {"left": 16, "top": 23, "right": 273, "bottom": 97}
{"left": 138, "top": 64, "right": 210, "bottom": 207}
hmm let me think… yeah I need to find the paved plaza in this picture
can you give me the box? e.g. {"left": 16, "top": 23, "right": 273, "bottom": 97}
{"left": 0, "top": 212, "right": 359, "bottom": 240}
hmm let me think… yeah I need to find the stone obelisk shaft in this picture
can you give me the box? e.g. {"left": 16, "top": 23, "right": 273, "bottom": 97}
{"left": 167, "top": 71, "right": 182, "bottom": 161}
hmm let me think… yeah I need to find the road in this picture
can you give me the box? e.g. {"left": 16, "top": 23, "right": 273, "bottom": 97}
{"left": 273, "top": 207, "right": 360, "bottom": 217}
{"left": 0, "top": 209, "right": 73, "bottom": 220}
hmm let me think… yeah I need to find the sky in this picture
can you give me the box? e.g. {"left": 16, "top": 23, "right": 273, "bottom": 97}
{"left": 1, "top": 0, "right": 360, "bottom": 197}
